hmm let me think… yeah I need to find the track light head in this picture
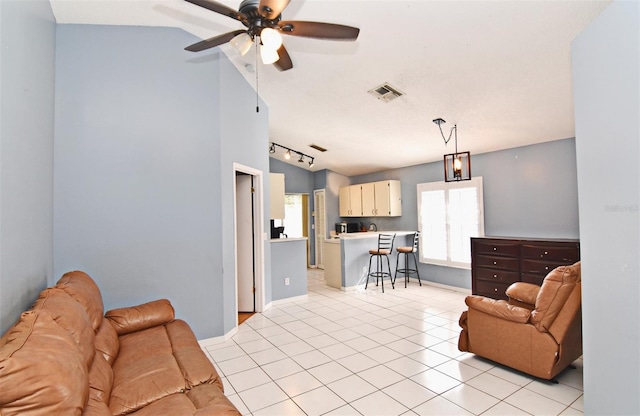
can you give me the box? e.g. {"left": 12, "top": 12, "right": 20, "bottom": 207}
{"left": 269, "top": 143, "right": 276, "bottom": 154}
{"left": 284, "top": 150, "right": 291, "bottom": 160}
{"left": 298, "top": 153, "right": 304, "bottom": 163}
{"left": 308, "top": 158, "right": 314, "bottom": 168}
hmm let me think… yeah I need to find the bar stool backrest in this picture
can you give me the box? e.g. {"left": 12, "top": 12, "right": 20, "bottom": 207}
{"left": 411, "top": 232, "right": 420, "bottom": 252}
{"left": 378, "top": 233, "right": 396, "bottom": 253}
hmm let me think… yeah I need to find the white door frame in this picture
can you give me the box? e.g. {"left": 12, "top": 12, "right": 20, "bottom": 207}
{"left": 232, "top": 163, "right": 265, "bottom": 323}
{"left": 314, "top": 189, "right": 326, "bottom": 269}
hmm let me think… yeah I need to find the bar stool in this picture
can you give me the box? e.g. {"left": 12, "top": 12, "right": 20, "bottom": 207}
{"left": 394, "top": 232, "right": 421, "bottom": 288}
{"left": 365, "top": 233, "right": 396, "bottom": 293}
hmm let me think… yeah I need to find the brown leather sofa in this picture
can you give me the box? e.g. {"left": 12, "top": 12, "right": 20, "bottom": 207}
{"left": 458, "top": 261, "right": 582, "bottom": 380}
{"left": 0, "top": 271, "right": 240, "bottom": 415}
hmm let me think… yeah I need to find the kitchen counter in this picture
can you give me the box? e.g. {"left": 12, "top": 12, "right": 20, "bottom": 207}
{"left": 270, "top": 237, "right": 308, "bottom": 243}
{"left": 323, "top": 231, "right": 416, "bottom": 290}
{"left": 270, "top": 237, "right": 308, "bottom": 301}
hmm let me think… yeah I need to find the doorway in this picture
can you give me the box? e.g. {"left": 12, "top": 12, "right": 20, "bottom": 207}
{"left": 233, "top": 163, "right": 265, "bottom": 327}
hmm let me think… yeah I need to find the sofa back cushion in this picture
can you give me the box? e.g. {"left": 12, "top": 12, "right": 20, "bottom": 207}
{"left": 56, "top": 271, "right": 104, "bottom": 332}
{"left": 31, "top": 287, "right": 96, "bottom": 369}
{"left": 0, "top": 310, "right": 89, "bottom": 415}
{"left": 531, "top": 262, "right": 581, "bottom": 332}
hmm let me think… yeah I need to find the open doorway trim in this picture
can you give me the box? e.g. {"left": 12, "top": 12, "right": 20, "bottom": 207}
{"left": 232, "top": 163, "right": 266, "bottom": 325}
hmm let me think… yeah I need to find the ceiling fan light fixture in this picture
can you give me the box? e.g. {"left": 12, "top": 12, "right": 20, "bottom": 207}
{"left": 230, "top": 32, "right": 252, "bottom": 56}
{"left": 260, "top": 27, "right": 282, "bottom": 50}
{"left": 260, "top": 43, "right": 280, "bottom": 65}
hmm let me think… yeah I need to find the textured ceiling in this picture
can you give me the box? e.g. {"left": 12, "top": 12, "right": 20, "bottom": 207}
{"left": 50, "top": 0, "right": 611, "bottom": 176}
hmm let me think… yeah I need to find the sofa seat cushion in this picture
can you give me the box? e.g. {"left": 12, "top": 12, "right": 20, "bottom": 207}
{"left": 0, "top": 310, "right": 89, "bottom": 415}
{"left": 109, "top": 325, "right": 187, "bottom": 416}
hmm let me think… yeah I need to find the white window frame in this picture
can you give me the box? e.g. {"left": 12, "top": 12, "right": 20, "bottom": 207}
{"left": 417, "top": 177, "right": 485, "bottom": 269}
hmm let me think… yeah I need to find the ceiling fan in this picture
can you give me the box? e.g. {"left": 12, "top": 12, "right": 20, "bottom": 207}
{"left": 183, "top": 0, "right": 360, "bottom": 71}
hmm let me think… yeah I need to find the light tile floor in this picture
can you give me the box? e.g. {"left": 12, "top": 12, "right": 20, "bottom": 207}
{"left": 203, "top": 269, "right": 584, "bottom": 416}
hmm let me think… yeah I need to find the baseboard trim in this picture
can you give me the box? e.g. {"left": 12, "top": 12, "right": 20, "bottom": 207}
{"left": 340, "top": 278, "right": 471, "bottom": 294}
{"left": 271, "top": 294, "right": 309, "bottom": 306}
{"left": 198, "top": 326, "right": 238, "bottom": 348}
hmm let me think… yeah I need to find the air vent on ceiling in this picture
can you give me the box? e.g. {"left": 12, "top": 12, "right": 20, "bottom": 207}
{"left": 368, "top": 83, "right": 404, "bottom": 102}
{"left": 309, "top": 144, "right": 327, "bottom": 152}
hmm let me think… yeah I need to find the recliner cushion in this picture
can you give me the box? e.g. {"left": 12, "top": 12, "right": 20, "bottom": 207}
{"left": 531, "top": 262, "right": 581, "bottom": 332}
{"left": 56, "top": 271, "right": 105, "bottom": 332}
{"left": 0, "top": 310, "right": 89, "bottom": 415}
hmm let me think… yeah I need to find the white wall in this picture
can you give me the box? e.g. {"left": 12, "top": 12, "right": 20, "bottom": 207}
{"left": 572, "top": 1, "right": 639, "bottom": 413}
{"left": 0, "top": 0, "right": 56, "bottom": 335}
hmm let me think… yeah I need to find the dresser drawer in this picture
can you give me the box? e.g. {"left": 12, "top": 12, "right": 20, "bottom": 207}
{"left": 475, "top": 255, "right": 520, "bottom": 271}
{"left": 473, "top": 240, "right": 520, "bottom": 257}
{"left": 474, "top": 267, "right": 520, "bottom": 284}
{"left": 521, "top": 259, "right": 574, "bottom": 275}
{"left": 520, "top": 244, "right": 579, "bottom": 262}
{"left": 475, "top": 280, "right": 510, "bottom": 300}
{"left": 521, "top": 273, "right": 545, "bottom": 286}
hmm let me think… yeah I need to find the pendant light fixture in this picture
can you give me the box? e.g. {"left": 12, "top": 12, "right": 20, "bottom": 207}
{"left": 433, "top": 118, "right": 471, "bottom": 182}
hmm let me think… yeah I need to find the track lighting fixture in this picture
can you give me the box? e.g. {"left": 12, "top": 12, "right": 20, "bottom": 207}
{"left": 268, "top": 142, "right": 316, "bottom": 169}
{"left": 433, "top": 118, "right": 471, "bottom": 182}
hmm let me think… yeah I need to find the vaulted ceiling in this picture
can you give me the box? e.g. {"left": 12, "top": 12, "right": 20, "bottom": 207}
{"left": 50, "top": 0, "right": 611, "bottom": 176}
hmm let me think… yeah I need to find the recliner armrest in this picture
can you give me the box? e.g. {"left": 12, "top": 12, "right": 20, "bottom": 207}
{"left": 505, "top": 282, "right": 540, "bottom": 309}
{"left": 465, "top": 295, "right": 531, "bottom": 324}
{"left": 105, "top": 299, "right": 175, "bottom": 335}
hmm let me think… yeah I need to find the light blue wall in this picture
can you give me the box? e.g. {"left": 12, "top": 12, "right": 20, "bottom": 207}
{"left": 335, "top": 138, "right": 580, "bottom": 289}
{"left": 572, "top": 1, "right": 639, "bottom": 413}
{"left": 53, "top": 24, "right": 268, "bottom": 339}
{"left": 0, "top": 0, "right": 56, "bottom": 335}
{"left": 219, "top": 58, "right": 271, "bottom": 333}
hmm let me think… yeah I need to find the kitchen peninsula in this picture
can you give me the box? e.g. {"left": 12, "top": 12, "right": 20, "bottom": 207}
{"left": 324, "top": 231, "right": 414, "bottom": 290}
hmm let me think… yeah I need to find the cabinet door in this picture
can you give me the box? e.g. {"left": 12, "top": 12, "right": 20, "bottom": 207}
{"left": 350, "top": 185, "right": 363, "bottom": 216}
{"left": 361, "top": 183, "right": 375, "bottom": 216}
{"left": 374, "top": 181, "right": 390, "bottom": 216}
{"left": 339, "top": 186, "right": 351, "bottom": 216}
{"left": 387, "top": 180, "right": 402, "bottom": 216}
{"left": 269, "top": 173, "right": 285, "bottom": 219}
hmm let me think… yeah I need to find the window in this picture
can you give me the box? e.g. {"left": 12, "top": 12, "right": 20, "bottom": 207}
{"left": 417, "top": 177, "right": 484, "bottom": 269}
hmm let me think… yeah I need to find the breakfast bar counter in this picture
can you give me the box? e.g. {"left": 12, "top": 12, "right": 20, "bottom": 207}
{"left": 323, "top": 231, "right": 414, "bottom": 290}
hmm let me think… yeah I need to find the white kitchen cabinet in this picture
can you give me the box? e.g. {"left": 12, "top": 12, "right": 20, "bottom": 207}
{"left": 269, "top": 173, "right": 285, "bottom": 219}
{"left": 339, "top": 185, "right": 362, "bottom": 217}
{"left": 342, "top": 180, "right": 401, "bottom": 217}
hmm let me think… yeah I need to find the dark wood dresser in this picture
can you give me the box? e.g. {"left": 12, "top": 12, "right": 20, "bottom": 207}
{"left": 471, "top": 237, "right": 580, "bottom": 300}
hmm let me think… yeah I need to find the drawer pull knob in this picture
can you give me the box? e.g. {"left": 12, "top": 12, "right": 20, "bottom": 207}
{"left": 494, "top": 288, "right": 498, "bottom": 292}
{"left": 493, "top": 261, "right": 497, "bottom": 265}
{"left": 545, "top": 266, "right": 549, "bottom": 270}
{"left": 544, "top": 251, "right": 548, "bottom": 255}
{"left": 493, "top": 274, "right": 497, "bottom": 278}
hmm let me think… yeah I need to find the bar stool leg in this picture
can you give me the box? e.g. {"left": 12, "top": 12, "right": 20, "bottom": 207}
{"left": 412, "top": 251, "right": 421, "bottom": 286}
{"left": 366, "top": 255, "right": 373, "bottom": 289}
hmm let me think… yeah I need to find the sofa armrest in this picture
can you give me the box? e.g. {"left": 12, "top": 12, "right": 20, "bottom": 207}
{"left": 105, "top": 299, "right": 175, "bottom": 335}
{"left": 505, "top": 282, "right": 540, "bottom": 309}
{"left": 465, "top": 295, "right": 531, "bottom": 324}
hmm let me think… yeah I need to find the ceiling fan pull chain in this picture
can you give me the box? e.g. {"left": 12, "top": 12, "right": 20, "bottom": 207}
{"left": 255, "top": 40, "right": 260, "bottom": 113}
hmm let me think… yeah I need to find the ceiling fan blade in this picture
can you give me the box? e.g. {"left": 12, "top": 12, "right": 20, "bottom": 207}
{"left": 184, "top": 0, "right": 248, "bottom": 24}
{"left": 278, "top": 21, "right": 360, "bottom": 40}
{"left": 258, "top": 0, "right": 291, "bottom": 20}
{"left": 273, "top": 44, "right": 293, "bottom": 71}
{"left": 185, "top": 30, "right": 247, "bottom": 52}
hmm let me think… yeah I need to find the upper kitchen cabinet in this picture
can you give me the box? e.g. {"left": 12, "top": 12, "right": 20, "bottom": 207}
{"left": 340, "top": 180, "right": 401, "bottom": 217}
{"left": 339, "top": 184, "right": 363, "bottom": 217}
{"left": 270, "top": 173, "right": 285, "bottom": 219}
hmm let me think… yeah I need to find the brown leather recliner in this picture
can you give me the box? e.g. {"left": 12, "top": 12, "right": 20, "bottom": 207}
{"left": 458, "top": 261, "right": 582, "bottom": 380}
